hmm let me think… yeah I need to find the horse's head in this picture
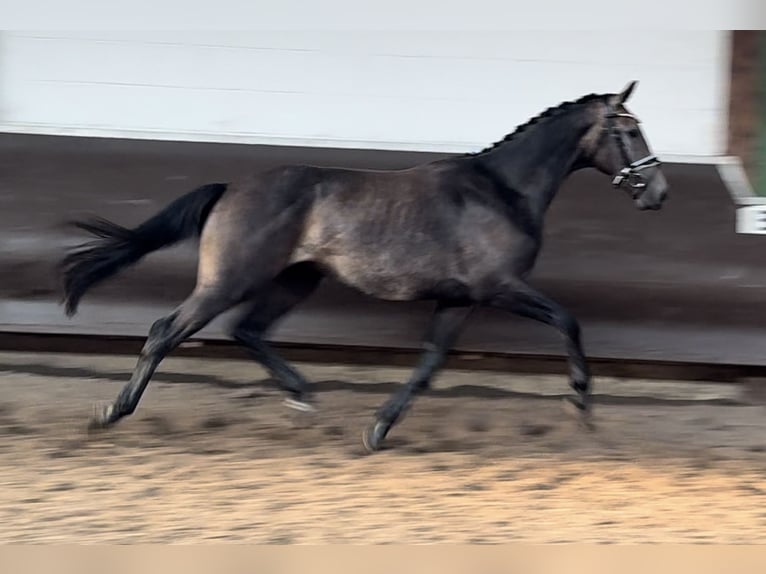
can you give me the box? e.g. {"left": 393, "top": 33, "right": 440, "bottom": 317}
{"left": 588, "top": 81, "right": 669, "bottom": 211}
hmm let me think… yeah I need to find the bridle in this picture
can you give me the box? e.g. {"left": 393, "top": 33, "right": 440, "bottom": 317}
{"left": 605, "top": 110, "right": 661, "bottom": 191}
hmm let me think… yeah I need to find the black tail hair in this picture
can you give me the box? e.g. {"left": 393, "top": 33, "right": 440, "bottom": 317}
{"left": 60, "top": 182, "right": 228, "bottom": 316}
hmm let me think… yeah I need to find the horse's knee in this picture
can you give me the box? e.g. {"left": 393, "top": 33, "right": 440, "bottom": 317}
{"left": 554, "top": 311, "right": 580, "bottom": 340}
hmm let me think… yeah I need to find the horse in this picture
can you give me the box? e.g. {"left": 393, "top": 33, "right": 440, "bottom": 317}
{"left": 60, "top": 80, "right": 668, "bottom": 452}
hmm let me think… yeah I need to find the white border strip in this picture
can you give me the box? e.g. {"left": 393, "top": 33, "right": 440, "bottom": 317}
{"left": 1, "top": 1, "right": 764, "bottom": 30}
{"left": 715, "top": 155, "right": 766, "bottom": 205}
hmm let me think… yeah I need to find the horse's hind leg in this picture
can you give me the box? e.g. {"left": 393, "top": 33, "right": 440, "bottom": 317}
{"left": 88, "top": 286, "right": 239, "bottom": 431}
{"left": 229, "top": 262, "right": 324, "bottom": 410}
{"left": 363, "top": 303, "right": 473, "bottom": 452}
{"left": 87, "top": 186, "right": 310, "bottom": 431}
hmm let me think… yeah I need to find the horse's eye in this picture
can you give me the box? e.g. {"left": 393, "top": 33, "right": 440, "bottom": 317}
{"left": 628, "top": 128, "right": 641, "bottom": 139}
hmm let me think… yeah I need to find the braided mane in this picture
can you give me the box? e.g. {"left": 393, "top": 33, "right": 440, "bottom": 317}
{"left": 468, "top": 92, "right": 610, "bottom": 156}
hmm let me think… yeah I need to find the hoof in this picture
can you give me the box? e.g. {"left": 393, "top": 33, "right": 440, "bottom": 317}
{"left": 284, "top": 398, "right": 317, "bottom": 429}
{"left": 87, "top": 403, "right": 116, "bottom": 434}
{"left": 562, "top": 396, "right": 596, "bottom": 431}
{"left": 283, "top": 397, "right": 316, "bottom": 413}
{"left": 362, "top": 421, "right": 390, "bottom": 453}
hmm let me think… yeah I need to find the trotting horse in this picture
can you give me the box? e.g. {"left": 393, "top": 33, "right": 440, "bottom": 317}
{"left": 61, "top": 80, "right": 668, "bottom": 452}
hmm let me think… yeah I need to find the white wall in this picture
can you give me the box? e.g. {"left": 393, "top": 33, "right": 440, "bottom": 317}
{"left": 0, "top": 31, "right": 730, "bottom": 160}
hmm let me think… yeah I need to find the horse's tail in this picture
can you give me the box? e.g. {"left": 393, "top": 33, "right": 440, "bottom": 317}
{"left": 60, "top": 182, "right": 228, "bottom": 317}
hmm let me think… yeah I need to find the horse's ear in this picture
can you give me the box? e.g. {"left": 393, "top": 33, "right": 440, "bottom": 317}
{"left": 617, "top": 80, "right": 638, "bottom": 104}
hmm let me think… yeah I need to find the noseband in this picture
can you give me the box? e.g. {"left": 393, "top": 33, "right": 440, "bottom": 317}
{"left": 605, "top": 111, "right": 661, "bottom": 190}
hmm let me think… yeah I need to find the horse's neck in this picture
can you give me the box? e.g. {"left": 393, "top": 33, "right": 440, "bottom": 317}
{"left": 477, "top": 111, "right": 596, "bottom": 222}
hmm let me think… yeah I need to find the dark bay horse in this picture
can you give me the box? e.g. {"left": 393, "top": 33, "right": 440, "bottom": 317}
{"left": 61, "top": 80, "right": 668, "bottom": 451}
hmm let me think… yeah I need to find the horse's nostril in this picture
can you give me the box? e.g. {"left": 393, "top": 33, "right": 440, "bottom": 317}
{"left": 658, "top": 188, "right": 668, "bottom": 201}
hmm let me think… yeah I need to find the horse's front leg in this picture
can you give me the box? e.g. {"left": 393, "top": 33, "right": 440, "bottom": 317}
{"left": 489, "top": 281, "right": 594, "bottom": 426}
